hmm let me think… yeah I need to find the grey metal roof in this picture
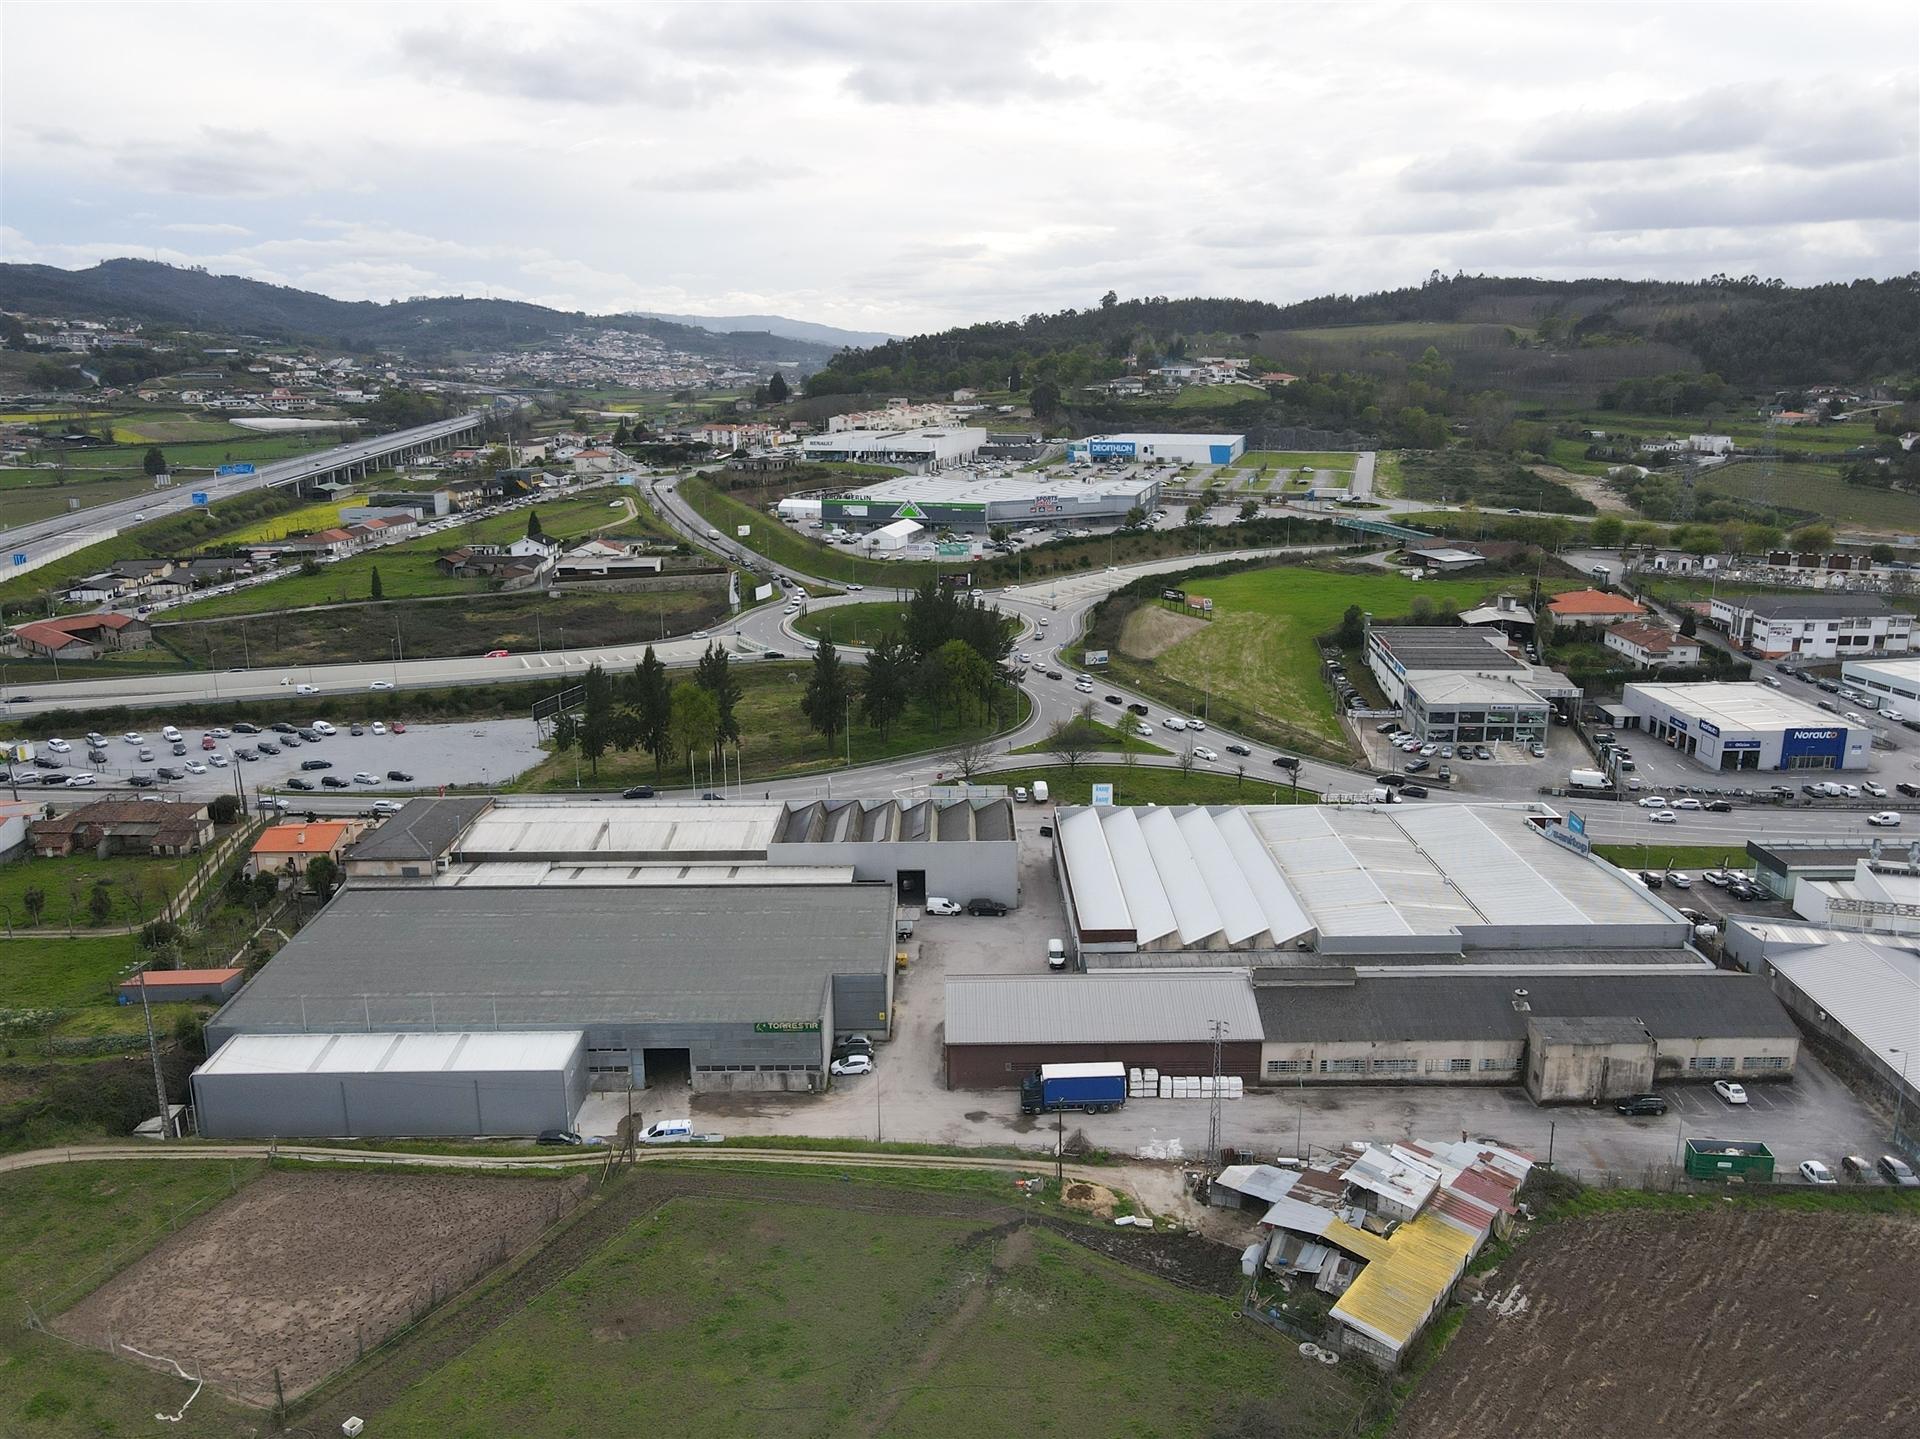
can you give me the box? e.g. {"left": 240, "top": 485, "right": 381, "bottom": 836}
{"left": 1721, "top": 594, "right": 1897, "bottom": 619}
{"left": 209, "top": 884, "right": 894, "bottom": 1037}
{"left": 774, "top": 797, "right": 1013, "bottom": 846}
{"left": 1768, "top": 935, "right": 1919, "bottom": 1072}
{"left": 348, "top": 797, "right": 494, "bottom": 862}
{"left": 945, "top": 969, "right": 1263, "bottom": 1046}
{"left": 1526, "top": 1016, "right": 1652, "bottom": 1046}
{"left": 1370, "top": 627, "right": 1522, "bottom": 672}
{"left": 1253, "top": 972, "right": 1797, "bottom": 1044}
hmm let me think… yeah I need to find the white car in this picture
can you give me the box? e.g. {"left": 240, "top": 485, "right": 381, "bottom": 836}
{"left": 829, "top": 1054, "right": 873, "bottom": 1077}
{"left": 1863, "top": 782, "right": 1887, "bottom": 797}
{"left": 313, "top": 721, "right": 336, "bottom": 736}
{"left": 1868, "top": 810, "right": 1903, "bottom": 827}
{"left": 184, "top": 761, "right": 207, "bottom": 775}
{"left": 122, "top": 732, "right": 143, "bottom": 745}
{"left": 1840, "top": 783, "right": 1862, "bottom": 799}
{"left": 1799, "top": 1159, "right": 1838, "bottom": 1186}
{"left": 207, "top": 727, "right": 229, "bottom": 738}
{"left": 1673, "top": 797, "right": 1702, "bottom": 811}
{"left": 353, "top": 771, "right": 379, "bottom": 785}
{"left": 1188, "top": 719, "right": 1206, "bottom": 732}
{"left": 1192, "top": 745, "right": 1219, "bottom": 761}
{"left": 1637, "top": 796, "right": 1669, "bottom": 809}
{"left": 1134, "top": 722, "right": 1154, "bottom": 738}
{"left": 209, "top": 755, "right": 229, "bottom": 768}
{"left": 1883, "top": 708, "right": 1905, "bottom": 723}
{"left": 1650, "top": 810, "right": 1677, "bottom": 824}
{"left": 371, "top": 799, "right": 403, "bottom": 815}
{"left": 1665, "top": 871, "right": 1693, "bottom": 889}
{"left": 369, "top": 680, "right": 395, "bottom": 691}
{"left": 1419, "top": 744, "right": 1438, "bottom": 757}
{"left": 45, "top": 738, "right": 70, "bottom": 753}
{"left": 925, "top": 897, "right": 963, "bottom": 916}
{"left": 1712, "top": 1080, "right": 1749, "bottom": 1105}
{"left": 64, "top": 772, "right": 95, "bottom": 787}
{"left": 371, "top": 722, "right": 387, "bottom": 735}
{"left": 296, "top": 683, "right": 317, "bottom": 695}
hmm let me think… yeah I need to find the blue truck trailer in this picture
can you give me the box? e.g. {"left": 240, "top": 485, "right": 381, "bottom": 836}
{"left": 1019, "top": 1061, "right": 1127, "bottom": 1116}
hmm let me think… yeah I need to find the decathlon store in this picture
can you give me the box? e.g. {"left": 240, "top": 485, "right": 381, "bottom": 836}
{"left": 1620, "top": 681, "right": 1869, "bottom": 772}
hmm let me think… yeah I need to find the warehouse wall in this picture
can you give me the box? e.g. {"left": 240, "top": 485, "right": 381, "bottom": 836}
{"left": 772, "top": 839, "right": 1018, "bottom": 907}
{"left": 1648, "top": 1033, "right": 1799, "bottom": 1080}
{"left": 1526, "top": 1039, "right": 1656, "bottom": 1102}
{"left": 1257, "top": 1038, "right": 1523, "bottom": 1084}
{"left": 193, "top": 1066, "right": 580, "bottom": 1139}
{"left": 945, "top": 1040, "right": 1261, "bottom": 1089}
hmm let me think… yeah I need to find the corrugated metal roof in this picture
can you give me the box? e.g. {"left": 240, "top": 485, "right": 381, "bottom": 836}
{"left": 1060, "top": 807, "right": 1131, "bottom": 934}
{"left": 944, "top": 969, "right": 1262, "bottom": 1046}
{"left": 460, "top": 803, "right": 783, "bottom": 859}
{"left": 1138, "top": 806, "right": 1223, "bottom": 946}
{"left": 1176, "top": 808, "right": 1270, "bottom": 946}
{"left": 1770, "top": 937, "right": 1920, "bottom": 1071}
{"left": 1099, "top": 807, "right": 1176, "bottom": 945}
{"left": 1214, "top": 808, "right": 1314, "bottom": 945}
{"left": 1329, "top": 1212, "right": 1480, "bottom": 1353}
{"left": 1216, "top": 1164, "right": 1302, "bottom": 1205}
{"left": 198, "top": 1029, "right": 583, "bottom": 1077}
{"left": 350, "top": 797, "right": 494, "bottom": 861}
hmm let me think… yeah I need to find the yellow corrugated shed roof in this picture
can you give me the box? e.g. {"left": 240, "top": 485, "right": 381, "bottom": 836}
{"left": 1328, "top": 1213, "right": 1479, "bottom": 1354}
{"left": 1321, "top": 1217, "right": 1394, "bottom": 1264}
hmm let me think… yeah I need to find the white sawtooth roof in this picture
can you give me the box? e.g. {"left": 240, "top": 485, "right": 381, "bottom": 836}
{"left": 1137, "top": 805, "right": 1224, "bottom": 945}
{"left": 1060, "top": 806, "right": 1131, "bottom": 933}
{"left": 1176, "top": 807, "right": 1271, "bottom": 945}
{"left": 1213, "top": 807, "right": 1315, "bottom": 945}
{"left": 1097, "top": 807, "right": 1177, "bottom": 945}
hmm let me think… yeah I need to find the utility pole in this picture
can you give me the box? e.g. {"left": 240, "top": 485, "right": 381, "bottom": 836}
{"left": 137, "top": 972, "right": 173, "bottom": 1140}
{"left": 1206, "top": 1018, "right": 1228, "bottom": 1166}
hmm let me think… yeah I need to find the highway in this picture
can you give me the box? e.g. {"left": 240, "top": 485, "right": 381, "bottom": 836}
{"left": 0, "top": 412, "right": 487, "bottom": 570}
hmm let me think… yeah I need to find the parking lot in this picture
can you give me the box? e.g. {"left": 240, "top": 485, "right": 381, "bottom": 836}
{"left": 10, "top": 717, "right": 546, "bottom": 804}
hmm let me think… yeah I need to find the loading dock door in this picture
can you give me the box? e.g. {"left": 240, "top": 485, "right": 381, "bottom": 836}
{"left": 897, "top": 869, "right": 926, "bottom": 904}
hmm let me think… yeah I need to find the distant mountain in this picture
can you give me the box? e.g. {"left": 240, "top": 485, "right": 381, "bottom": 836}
{"left": 636, "top": 311, "right": 897, "bottom": 350}
{"left": 0, "top": 259, "right": 839, "bottom": 367}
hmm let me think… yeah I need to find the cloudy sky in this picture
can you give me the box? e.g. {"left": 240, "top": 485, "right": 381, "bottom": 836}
{"left": 3, "top": 1, "right": 1915, "bottom": 335}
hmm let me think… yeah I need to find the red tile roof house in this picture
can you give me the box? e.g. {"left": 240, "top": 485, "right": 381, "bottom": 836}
{"left": 11, "top": 612, "right": 152, "bottom": 660}
{"left": 1546, "top": 588, "right": 1647, "bottom": 627}
{"left": 1605, "top": 620, "right": 1703, "bottom": 669}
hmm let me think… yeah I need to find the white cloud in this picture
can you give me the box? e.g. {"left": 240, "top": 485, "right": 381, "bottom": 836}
{"left": 0, "top": 1, "right": 1914, "bottom": 330}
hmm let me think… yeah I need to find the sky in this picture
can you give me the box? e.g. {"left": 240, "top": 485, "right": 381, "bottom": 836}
{"left": 2, "top": 1, "right": 1916, "bottom": 337}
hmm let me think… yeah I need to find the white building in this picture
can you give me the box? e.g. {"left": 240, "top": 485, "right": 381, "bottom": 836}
{"left": 1604, "top": 621, "right": 1702, "bottom": 669}
{"left": 864, "top": 517, "right": 924, "bottom": 551}
{"left": 1709, "top": 594, "right": 1912, "bottom": 660}
{"left": 800, "top": 426, "right": 984, "bottom": 471}
{"left": 1842, "top": 656, "right": 1920, "bottom": 709}
{"left": 1619, "top": 681, "right": 1869, "bottom": 773}
{"left": 1687, "top": 434, "right": 1734, "bottom": 455}
{"left": 1067, "top": 432, "right": 1245, "bottom": 466}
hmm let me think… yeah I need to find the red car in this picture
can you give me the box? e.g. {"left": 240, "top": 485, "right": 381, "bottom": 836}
{"left": 484, "top": 649, "right": 509, "bottom": 658}
{"left": 391, "top": 721, "right": 407, "bottom": 733}
{"left": 201, "top": 736, "right": 217, "bottom": 750}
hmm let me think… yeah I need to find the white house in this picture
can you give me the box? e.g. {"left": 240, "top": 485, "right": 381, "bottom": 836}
{"left": 1687, "top": 434, "right": 1734, "bottom": 455}
{"left": 1605, "top": 621, "right": 1702, "bottom": 669}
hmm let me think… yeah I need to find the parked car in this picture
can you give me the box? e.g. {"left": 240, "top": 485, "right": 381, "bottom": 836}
{"left": 286, "top": 777, "right": 315, "bottom": 791}
{"left": 1840, "top": 1154, "right": 1873, "bottom": 1180}
{"left": 1639, "top": 870, "right": 1664, "bottom": 889}
{"left": 1665, "top": 871, "right": 1693, "bottom": 889}
{"left": 233, "top": 722, "right": 261, "bottom": 735}
{"left": 925, "top": 897, "right": 962, "bottom": 916}
{"left": 1404, "top": 758, "right": 1430, "bottom": 774}
{"left": 300, "top": 758, "right": 332, "bottom": 771}
{"left": 322, "top": 775, "right": 350, "bottom": 788}
{"left": 1615, "top": 1094, "right": 1668, "bottom": 1116}
{"left": 1877, "top": 1155, "right": 1919, "bottom": 1187}
{"left": 536, "top": 1129, "right": 586, "bottom": 1146}
{"left": 966, "top": 898, "right": 1009, "bottom": 917}
{"left": 1637, "top": 795, "right": 1669, "bottom": 809}
{"left": 830, "top": 1054, "right": 873, "bottom": 1077}
{"left": 257, "top": 742, "right": 280, "bottom": 755}
{"left": 1799, "top": 1160, "right": 1838, "bottom": 1186}
{"left": 1712, "top": 1080, "right": 1749, "bottom": 1105}
{"left": 353, "top": 772, "right": 379, "bottom": 785}
{"left": 1673, "top": 797, "right": 1702, "bottom": 811}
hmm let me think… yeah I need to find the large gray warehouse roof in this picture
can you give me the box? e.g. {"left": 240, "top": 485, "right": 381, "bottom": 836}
{"left": 1253, "top": 972, "right": 1796, "bottom": 1044}
{"left": 1370, "top": 628, "right": 1522, "bottom": 672}
{"left": 209, "top": 885, "right": 894, "bottom": 1039}
{"left": 348, "top": 797, "right": 494, "bottom": 862}
{"left": 946, "top": 969, "right": 1263, "bottom": 1046}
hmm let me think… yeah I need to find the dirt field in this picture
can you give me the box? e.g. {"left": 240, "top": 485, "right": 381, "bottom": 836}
{"left": 1397, "top": 1204, "right": 1920, "bottom": 1438}
{"left": 54, "top": 1171, "right": 585, "bottom": 1405}
{"left": 1118, "top": 602, "right": 1205, "bottom": 659}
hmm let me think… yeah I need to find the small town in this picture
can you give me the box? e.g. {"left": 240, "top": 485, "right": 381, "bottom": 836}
{"left": 0, "top": 3, "right": 1914, "bottom": 1437}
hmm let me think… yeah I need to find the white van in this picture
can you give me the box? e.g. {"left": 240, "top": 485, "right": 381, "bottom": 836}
{"left": 160, "top": 725, "right": 182, "bottom": 742}
{"left": 1047, "top": 938, "right": 1067, "bottom": 971}
{"left": 1032, "top": 779, "right": 1050, "bottom": 804}
{"left": 1163, "top": 716, "right": 1187, "bottom": 731}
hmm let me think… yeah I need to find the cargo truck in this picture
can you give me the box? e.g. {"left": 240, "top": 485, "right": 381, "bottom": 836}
{"left": 1019, "top": 1061, "right": 1127, "bottom": 1115}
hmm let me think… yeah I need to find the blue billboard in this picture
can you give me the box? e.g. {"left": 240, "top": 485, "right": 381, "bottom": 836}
{"left": 10, "top": 553, "right": 25, "bottom": 567}
{"left": 1088, "top": 440, "right": 1137, "bottom": 459}
{"left": 1783, "top": 727, "right": 1847, "bottom": 765}
{"left": 215, "top": 463, "right": 255, "bottom": 477}
{"left": 190, "top": 492, "right": 209, "bottom": 506}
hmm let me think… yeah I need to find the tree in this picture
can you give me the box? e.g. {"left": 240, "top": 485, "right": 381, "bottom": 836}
{"left": 1679, "top": 612, "right": 1698, "bottom": 638}
{"left": 526, "top": 510, "right": 544, "bottom": 540}
{"left": 1742, "top": 523, "right": 1784, "bottom": 554}
{"left": 550, "top": 710, "right": 578, "bottom": 751}
{"left": 1100, "top": 289, "right": 1119, "bottom": 309}
{"left": 936, "top": 637, "right": 992, "bottom": 722}
{"left": 860, "top": 632, "right": 912, "bottom": 738}
{"left": 669, "top": 683, "right": 720, "bottom": 783}
{"left": 579, "top": 662, "right": 613, "bottom": 777}
{"left": 369, "top": 566, "right": 384, "bottom": 600}
{"left": 1045, "top": 711, "right": 1101, "bottom": 773}
{"left": 1029, "top": 380, "right": 1062, "bottom": 420}
{"left": 1183, "top": 503, "right": 1205, "bottom": 528}
{"left": 208, "top": 794, "right": 240, "bottom": 825}
{"left": 989, "top": 525, "right": 1010, "bottom": 545}
{"left": 634, "top": 646, "right": 674, "bottom": 773}
{"left": 1589, "top": 514, "right": 1625, "bottom": 548}
{"left": 801, "top": 639, "right": 851, "bottom": 751}
{"left": 1336, "top": 603, "right": 1367, "bottom": 649}
{"left": 142, "top": 446, "right": 167, "bottom": 476}
{"left": 609, "top": 706, "right": 642, "bottom": 753}
{"left": 87, "top": 884, "right": 112, "bottom": 927}
{"left": 22, "top": 886, "right": 44, "bottom": 925}
{"left": 1789, "top": 522, "right": 1835, "bottom": 551}
{"left": 1871, "top": 543, "right": 1897, "bottom": 564}
{"left": 1239, "top": 499, "right": 1259, "bottom": 521}
{"left": 306, "top": 856, "right": 339, "bottom": 902}
{"left": 1122, "top": 504, "right": 1146, "bottom": 530}
{"left": 695, "top": 642, "right": 742, "bottom": 747}
{"left": 767, "top": 371, "right": 790, "bottom": 404}
{"left": 944, "top": 734, "right": 996, "bottom": 781}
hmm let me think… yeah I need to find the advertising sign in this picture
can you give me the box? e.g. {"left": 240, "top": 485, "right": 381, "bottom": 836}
{"left": 736, "top": 524, "right": 751, "bottom": 537}
{"left": 753, "top": 583, "right": 773, "bottom": 602}
{"left": 1566, "top": 811, "right": 1586, "bottom": 835}
{"left": 190, "top": 492, "right": 209, "bottom": 506}
{"left": 1090, "top": 782, "right": 1115, "bottom": 806}
{"left": 1083, "top": 650, "right": 1110, "bottom": 666}
{"left": 936, "top": 542, "right": 971, "bottom": 559}
{"left": 1723, "top": 739, "right": 1762, "bottom": 750}
{"left": 1545, "top": 822, "right": 1591, "bottom": 857}
{"left": 1089, "top": 439, "right": 1137, "bottom": 459}
{"left": 1698, "top": 718, "right": 1721, "bottom": 737}
{"left": 753, "top": 1020, "right": 820, "bottom": 1034}
{"left": 215, "top": 463, "right": 255, "bottom": 477}
{"left": 616, "top": 474, "right": 635, "bottom": 486}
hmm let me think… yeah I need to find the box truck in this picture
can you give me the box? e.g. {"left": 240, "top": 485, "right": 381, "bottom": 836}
{"left": 1019, "top": 1061, "right": 1126, "bottom": 1116}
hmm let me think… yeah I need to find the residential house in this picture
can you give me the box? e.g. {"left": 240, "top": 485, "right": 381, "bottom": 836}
{"left": 1545, "top": 589, "right": 1648, "bottom": 627}
{"left": 247, "top": 820, "right": 369, "bottom": 882}
{"left": 1605, "top": 620, "right": 1702, "bottom": 669}
{"left": 571, "top": 447, "right": 625, "bottom": 475}
{"left": 1687, "top": 434, "right": 1734, "bottom": 455}
{"left": 30, "top": 800, "right": 213, "bottom": 857}
{"left": 12, "top": 612, "right": 153, "bottom": 660}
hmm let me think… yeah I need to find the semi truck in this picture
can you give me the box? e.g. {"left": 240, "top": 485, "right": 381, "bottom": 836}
{"left": 1019, "top": 1061, "right": 1127, "bottom": 1116}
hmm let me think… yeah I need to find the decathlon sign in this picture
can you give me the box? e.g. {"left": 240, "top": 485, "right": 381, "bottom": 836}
{"left": 1089, "top": 440, "right": 1137, "bottom": 459}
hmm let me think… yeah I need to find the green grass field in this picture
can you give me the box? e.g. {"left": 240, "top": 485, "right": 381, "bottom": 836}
{"left": 987, "top": 761, "right": 1311, "bottom": 805}
{"left": 1698, "top": 461, "right": 1920, "bottom": 531}
{"left": 0, "top": 1161, "right": 269, "bottom": 1438}
{"left": 1168, "top": 382, "right": 1265, "bottom": 408}
{"left": 374, "top": 1192, "right": 1357, "bottom": 1439}
{"left": 1234, "top": 450, "right": 1359, "bottom": 473}
{"left": 1592, "top": 843, "right": 1758, "bottom": 873}
{"left": 792, "top": 599, "right": 916, "bottom": 644}
{"left": 0, "top": 851, "right": 196, "bottom": 935}
{"left": 1106, "top": 567, "right": 1549, "bottom": 752}
{"left": 1008, "top": 717, "right": 1170, "bottom": 757}
{"left": 0, "top": 933, "right": 156, "bottom": 1010}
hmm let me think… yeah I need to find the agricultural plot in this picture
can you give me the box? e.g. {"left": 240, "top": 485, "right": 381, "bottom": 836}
{"left": 52, "top": 1171, "right": 584, "bottom": 1406}
{"left": 1398, "top": 1202, "right": 1920, "bottom": 1438}
{"left": 1697, "top": 461, "right": 1920, "bottom": 531}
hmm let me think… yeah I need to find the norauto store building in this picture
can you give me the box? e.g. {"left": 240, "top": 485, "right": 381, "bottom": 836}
{"left": 1620, "top": 681, "right": 1869, "bottom": 772}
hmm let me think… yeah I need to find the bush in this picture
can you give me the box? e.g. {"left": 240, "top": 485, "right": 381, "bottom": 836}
{"left": 208, "top": 793, "right": 240, "bottom": 825}
{"left": 139, "top": 919, "right": 181, "bottom": 951}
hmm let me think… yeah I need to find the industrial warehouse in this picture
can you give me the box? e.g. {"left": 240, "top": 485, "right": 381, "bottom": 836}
{"left": 1364, "top": 624, "right": 1578, "bottom": 742}
{"left": 1066, "top": 432, "right": 1246, "bottom": 466}
{"left": 798, "top": 425, "right": 985, "bottom": 470}
{"left": 1619, "top": 680, "right": 1870, "bottom": 771}
{"left": 814, "top": 468, "right": 1160, "bottom": 534}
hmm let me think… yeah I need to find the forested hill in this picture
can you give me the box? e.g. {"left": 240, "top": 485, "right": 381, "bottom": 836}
{"left": 807, "top": 275, "right": 1920, "bottom": 395}
{"left": 0, "top": 259, "right": 837, "bottom": 365}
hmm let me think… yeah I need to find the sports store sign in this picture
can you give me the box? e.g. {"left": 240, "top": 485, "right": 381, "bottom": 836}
{"left": 1088, "top": 439, "right": 1137, "bottom": 459}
